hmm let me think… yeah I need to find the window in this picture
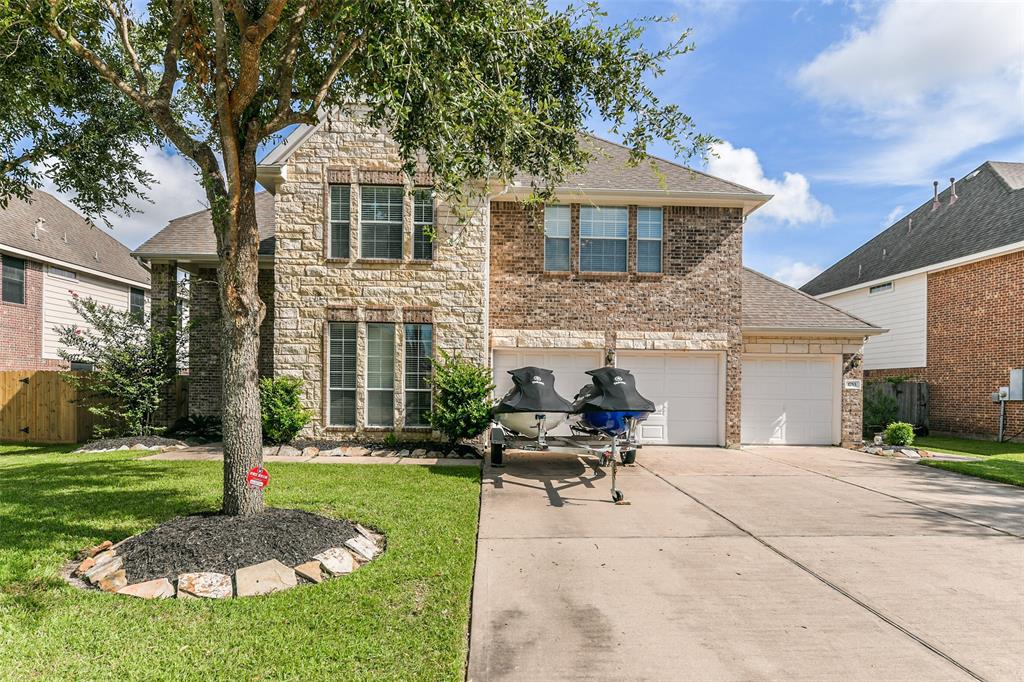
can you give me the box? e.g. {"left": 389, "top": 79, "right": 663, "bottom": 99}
{"left": 869, "top": 282, "right": 893, "bottom": 295}
{"left": 404, "top": 323, "right": 433, "bottom": 427}
{"left": 328, "top": 322, "right": 357, "bottom": 426}
{"left": 49, "top": 265, "right": 77, "bottom": 280}
{"left": 580, "top": 206, "right": 628, "bottom": 272}
{"left": 413, "top": 189, "right": 434, "bottom": 260}
{"left": 366, "top": 323, "right": 395, "bottom": 426}
{"left": 129, "top": 287, "right": 145, "bottom": 319}
{"left": 637, "top": 207, "right": 663, "bottom": 273}
{"left": 1, "top": 255, "right": 25, "bottom": 304}
{"left": 361, "top": 186, "right": 404, "bottom": 259}
{"left": 544, "top": 205, "right": 570, "bottom": 272}
{"left": 329, "top": 184, "right": 351, "bottom": 258}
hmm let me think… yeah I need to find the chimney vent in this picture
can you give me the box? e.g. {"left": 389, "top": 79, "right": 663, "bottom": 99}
{"left": 949, "top": 177, "right": 958, "bottom": 204}
{"left": 858, "top": 264, "right": 862, "bottom": 278}
{"left": 33, "top": 218, "right": 46, "bottom": 239}
{"left": 931, "top": 180, "right": 940, "bottom": 211}
{"left": 908, "top": 217, "right": 913, "bottom": 234}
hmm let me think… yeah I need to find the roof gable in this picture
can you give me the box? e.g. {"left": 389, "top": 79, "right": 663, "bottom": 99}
{"left": 743, "top": 268, "right": 878, "bottom": 332}
{"left": 802, "top": 161, "right": 1024, "bottom": 296}
{"left": 133, "top": 192, "right": 275, "bottom": 259}
{"left": 0, "top": 189, "right": 149, "bottom": 285}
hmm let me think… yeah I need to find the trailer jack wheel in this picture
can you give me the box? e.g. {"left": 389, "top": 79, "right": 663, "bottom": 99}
{"left": 612, "top": 489, "right": 624, "bottom": 503}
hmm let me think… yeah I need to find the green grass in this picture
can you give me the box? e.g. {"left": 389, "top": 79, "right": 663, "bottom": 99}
{"left": 914, "top": 435, "right": 1024, "bottom": 458}
{"left": 920, "top": 454, "right": 1024, "bottom": 487}
{"left": 0, "top": 446, "right": 480, "bottom": 681}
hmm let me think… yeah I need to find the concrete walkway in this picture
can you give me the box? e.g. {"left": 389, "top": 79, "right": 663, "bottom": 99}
{"left": 468, "top": 446, "right": 1024, "bottom": 681}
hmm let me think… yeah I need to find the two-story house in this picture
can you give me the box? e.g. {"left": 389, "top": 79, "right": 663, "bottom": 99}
{"left": 0, "top": 189, "right": 150, "bottom": 370}
{"left": 134, "top": 113, "right": 881, "bottom": 448}
{"left": 802, "top": 162, "right": 1024, "bottom": 440}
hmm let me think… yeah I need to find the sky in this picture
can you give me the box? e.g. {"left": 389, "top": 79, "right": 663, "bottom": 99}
{"left": 42, "top": 0, "right": 1024, "bottom": 288}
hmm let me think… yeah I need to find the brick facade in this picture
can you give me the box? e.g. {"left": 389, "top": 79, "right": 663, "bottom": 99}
{"left": 863, "top": 367, "right": 927, "bottom": 383}
{"left": 0, "top": 257, "right": 62, "bottom": 370}
{"left": 489, "top": 201, "right": 745, "bottom": 446}
{"left": 926, "top": 251, "right": 1024, "bottom": 439}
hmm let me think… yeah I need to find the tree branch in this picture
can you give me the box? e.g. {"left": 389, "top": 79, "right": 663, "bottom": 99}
{"left": 102, "top": 0, "right": 146, "bottom": 93}
{"left": 308, "top": 32, "right": 364, "bottom": 116}
{"left": 270, "top": 0, "right": 311, "bottom": 123}
{"left": 229, "top": 0, "right": 289, "bottom": 112}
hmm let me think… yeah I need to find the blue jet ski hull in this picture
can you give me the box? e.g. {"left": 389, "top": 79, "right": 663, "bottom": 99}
{"left": 579, "top": 410, "right": 649, "bottom": 436}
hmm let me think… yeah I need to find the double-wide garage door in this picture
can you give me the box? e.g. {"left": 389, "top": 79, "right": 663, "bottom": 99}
{"left": 492, "top": 349, "right": 720, "bottom": 444}
{"left": 741, "top": 356, "right": 839, "bottom": 445}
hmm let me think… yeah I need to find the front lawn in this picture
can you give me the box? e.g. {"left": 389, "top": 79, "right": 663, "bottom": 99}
{"left": 920, "top": 454, "right": 1024, "bottom": 487}
{"left": 914, "top": 435, "right": 1024, "bottom": 458}
{"left": 0, "top": 447, "right": 480, "bottom": 680}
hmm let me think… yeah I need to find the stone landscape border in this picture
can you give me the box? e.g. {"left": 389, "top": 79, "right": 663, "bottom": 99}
{"left": 65, "top": 524, "right": 385, "bottom": 600}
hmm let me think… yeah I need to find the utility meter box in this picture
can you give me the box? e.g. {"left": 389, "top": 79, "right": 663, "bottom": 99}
{"left": 1010, "top": 368, "right": 1024, "bottom": 401}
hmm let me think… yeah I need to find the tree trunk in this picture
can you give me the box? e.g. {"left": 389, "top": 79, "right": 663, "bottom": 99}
{"left": 217, "top": 172, "right": 266, "bottom": 516}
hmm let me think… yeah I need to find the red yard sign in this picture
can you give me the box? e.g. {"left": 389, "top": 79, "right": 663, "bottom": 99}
{"left": 246, "top": 466, "right": 269, "bottom": 489}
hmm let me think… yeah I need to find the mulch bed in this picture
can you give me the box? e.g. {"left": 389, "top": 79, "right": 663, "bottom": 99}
{"left": 116, "top": 508, "right": 360, "bottom": 583}
{"left": 292, "top": 438, "right": 481, "bottom": 458}
{"left": 78, "top": 436, "right": 187, "bottom": 452}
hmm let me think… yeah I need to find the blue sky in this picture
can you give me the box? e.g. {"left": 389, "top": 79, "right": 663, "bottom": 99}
{"left": 57, "top": 0, "right": 1024, "bottom": 288}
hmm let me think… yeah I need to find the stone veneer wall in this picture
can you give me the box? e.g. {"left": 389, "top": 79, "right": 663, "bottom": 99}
{"left": 489, "top": 201, "right": 744, "bottom": 446}
{"left": 0, "top": 258, "right": 62, "bottom": 370}
{"left": 188, "top": 267, "right": 276, "bottom": 417}
{"left": 742, "top": 335, "right": 866, "bottom": 447}
{"left": 272, "top": 118, "right": 488, "bottom": 438}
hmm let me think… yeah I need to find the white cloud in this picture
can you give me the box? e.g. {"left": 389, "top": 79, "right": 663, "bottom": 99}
{"left": 771, "top": 260, "right": 824, "bottom": 289}
{"left": 882, "top": 205, "right": 904, "bottom": 227}
{"left": 39, "top": 146, "right": 207, "bottom": 250}
{"left": 797, "top": 1, "right": 1024, "bottom": 185}
{"left": 707, "top": 140, "right": 833, "bottom": 227}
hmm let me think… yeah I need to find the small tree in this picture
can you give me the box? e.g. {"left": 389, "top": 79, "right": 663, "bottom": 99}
{"left": 428, "top": 351, "right": 494, "bottom": 444}
{"left": 57, "top": 294, "right": 183, "bottom": 438}
{"left": 259, "top": 377, "right": 312, "bottom": 445}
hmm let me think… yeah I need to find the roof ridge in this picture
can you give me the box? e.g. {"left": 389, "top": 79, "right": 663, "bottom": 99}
{"left": 582, "top": 133, "right": 765, "bottom": 195}
{"left": 745, "top": 266, "right": 879, "bottom": 328}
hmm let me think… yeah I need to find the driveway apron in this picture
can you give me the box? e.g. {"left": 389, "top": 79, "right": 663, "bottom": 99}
{"left": 467, "top": 446, "right": 1024, "bottom": 681}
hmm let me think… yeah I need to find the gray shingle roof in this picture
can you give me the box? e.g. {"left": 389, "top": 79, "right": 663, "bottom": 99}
{"left": 802, "top": 161, "right": 1024, "bottom": 296}
{"left": 0, "top": 189, "right": 149, "bottom": 285}
{"left": 133, "top": 192, "right": 276, "bottom": 259}
{"left": 514, "top": 135, "right": 768, "bottom": 197}
{"left": 743, "top": 268, "right": 878, "bottom": 332}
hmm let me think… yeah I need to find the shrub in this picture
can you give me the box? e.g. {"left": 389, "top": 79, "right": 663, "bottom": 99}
{"left": 56, "top": 294, "right": 184, "bottom": 438}
{"left": 259, "top": 377, "right": 313, "bottom": 444}
{"left": 884, "top": 421, "right": 915, "bottom": 447}
{"left": 169, "top": 414, "right": 223, "bottom": 442}
{"left": 427, "top": 350, "right": 494, "bottom": 443}
{"left": 863, "top": 391, "right": 899, "bottom": 433}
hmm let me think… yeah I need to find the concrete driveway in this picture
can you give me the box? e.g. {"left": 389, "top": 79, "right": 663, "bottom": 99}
{"left": 467, "top": 446, "right": 1024, "bottom": 681}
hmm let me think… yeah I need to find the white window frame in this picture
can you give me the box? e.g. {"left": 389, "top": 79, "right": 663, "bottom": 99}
{"left": 49, "top": 265, "right": 78, "bottom": 280}
{"left": 869, "top": 282, "right": 894, "bottom": 295}
{"left": 579, "top": 205, "right": 628, "bottom": 273}
{"left": 366, "top": 323, "right": 396, "bottom": 426}
{"left": 360, "top": 186, "right": 404, "bottom": 260}
{"left": 404, "top": 323, "right": 433, "bottom": 427}
{"left": 327, "top": 321, "right": 357, "bottom": 427}
{"left": 636, "top": 207, "right": 663, "bottom": 273}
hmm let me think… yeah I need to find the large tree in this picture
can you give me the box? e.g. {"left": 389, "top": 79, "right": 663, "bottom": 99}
{"left": 0, "top": 0, "right": 711, "bottom": 515}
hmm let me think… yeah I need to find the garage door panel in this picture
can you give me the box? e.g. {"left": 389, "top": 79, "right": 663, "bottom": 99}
{"left": 619, "top": 352, "right": 720, "bottom": 445}
{"left": 742, "top": 356, "right": 837, "bottom": 445}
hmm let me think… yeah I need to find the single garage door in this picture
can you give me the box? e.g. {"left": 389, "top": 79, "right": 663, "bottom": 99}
{"left": 742, "top": 356, "right": 838, "bottom": 444}
{"left": 492, "top": 348, "right": 603, "bottom": 436}
{"left": 617, "top": 351, "right": 721, "bottom": 445}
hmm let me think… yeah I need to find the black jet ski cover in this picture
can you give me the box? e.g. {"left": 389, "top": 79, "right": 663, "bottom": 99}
{"left": 571, "top": 367, "right": 656, "bottom": 413}
{"left": 492, "top": 367, "right": 575, "bottom": 414}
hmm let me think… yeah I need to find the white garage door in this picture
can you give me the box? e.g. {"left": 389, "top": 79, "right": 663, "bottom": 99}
{"left": 492, "top": 349, "right": 603, "bottom": 436}
{"left": 617, "top": 352, "right": 721, "bottom": 445}
{"left": 742, "top": 356, "right": 838, "bottom": 445}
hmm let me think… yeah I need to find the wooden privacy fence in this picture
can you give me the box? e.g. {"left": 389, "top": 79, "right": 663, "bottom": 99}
{"left": 0, "top": 371, "right": 189, "bottom": 443}
{"left": 865, "top": 380, "right": 929, "bottom": 430}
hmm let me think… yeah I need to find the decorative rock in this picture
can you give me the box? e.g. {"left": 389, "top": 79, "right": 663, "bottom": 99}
{"left": 301, "top": 446, "right": 319, "bottom": 458}
{"left": 313, "top": 547, "right": 356, "bottom": 576}
{"left": 343, "top": 446, "right": 370, "bottom": 457}
{"left": 118, "top": 578, "right": 174, "bottom": 599}
{"left": 83, "top": 540, "right": 114, "bottom": 558}
{"left": 411, "top": 448, "right": 427, "bottom": 458}
{"left": 176, "top": 572, "right": 233, "bottom": 599}
{"left": 344, "top": 535, "right": 380, "bottom": 562}
{"left": 98, "top": 569, "right": 128, "bottom": 593}
{"left": 294, "top": 560, "right": 325, "bottom": 583}
{"left": 131, "top": 444, "right": 147, "bottom": 450}
{"left": 77, "top": 557, "right": 97, "bottom": 575}
{"left": 278, "top": 445, "right": 302, "bottom": 457}
{"left": 85, "top": 555, "right": 123, "bottom": 583}
{"left": 354, "top": 523, "right": 383, "bottom": 546}
{"left": 397, "top": 449, "right": 410, "bottom": 458}
{"left": 900, "top": 448, "right": 921, "bottom": 459}
{"left": 373, "top": 449, "right": 394, "bottom": 458}
{"left": 262, "top": 445, "right": 281, "bottom": 456}
{"left": 427, "top": 450, "right": 443, "bottom": 459}
{"left": 235, "top": 560, "right": 297, "bottom": 597}
{"left": 319, "top": 448, "right": 343, "bottom": 457}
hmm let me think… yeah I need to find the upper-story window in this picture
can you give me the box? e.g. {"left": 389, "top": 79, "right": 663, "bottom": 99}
{"left": 869, "top": 282, "right": 893, "bottom": 295}
{"left": 329, "top": 184, "right": 351, "bottom": 258}
{"left": 49, "top": 265, "right": 77, "bottom": 280}
{"left": 129, "top": 287, "right": 146, "bottom": 319}
{"left": 637, "top": 207, "right": 663, "bottom": 273}
{"left": 413, "top": 189, "right": 434, "bottom": 260}
{"left": 580, "top": 206, "right": 628, "bottom": 272}
{"left": 543, "top": 205, "right": 570, "bottom": 272}
{"left": 360, "top": 186, "right": 404, "bottom": 259}
{"left": 2, "top": 255, "right": 25, "bottom": 304}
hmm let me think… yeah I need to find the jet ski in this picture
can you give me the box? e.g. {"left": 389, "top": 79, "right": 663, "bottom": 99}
{"left": 492, "top": 366, "right": 575, "bottom": 438}
{"left": 571, "top": 367, "right": 656, "bottom": 436}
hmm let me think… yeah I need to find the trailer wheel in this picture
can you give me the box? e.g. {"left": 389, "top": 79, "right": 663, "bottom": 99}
{"left": 490, "top": 442, "right": 505, "bottom": 467}
{"left": 621, "top": 449, "right": 637, "bottom": 465}
{"left": 612, "top": 489, "right": 624, "bottom": 503}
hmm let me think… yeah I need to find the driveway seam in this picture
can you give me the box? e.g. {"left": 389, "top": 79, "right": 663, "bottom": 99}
{"left": 639, "top": 461, "right": 988, "bottom": 682}
{"left": 749, "top": 452, "right": 1022, "bottom": 539}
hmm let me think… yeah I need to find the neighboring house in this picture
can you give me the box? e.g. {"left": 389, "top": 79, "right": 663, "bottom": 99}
{"left": 0, "top": 189, "right": 151, "bottom": 370}
{"left": 134, "top": 114, "right": 882, "bottom": 447}
{"left": 802, "top": 161, "right": 1024, "bottom": 439}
